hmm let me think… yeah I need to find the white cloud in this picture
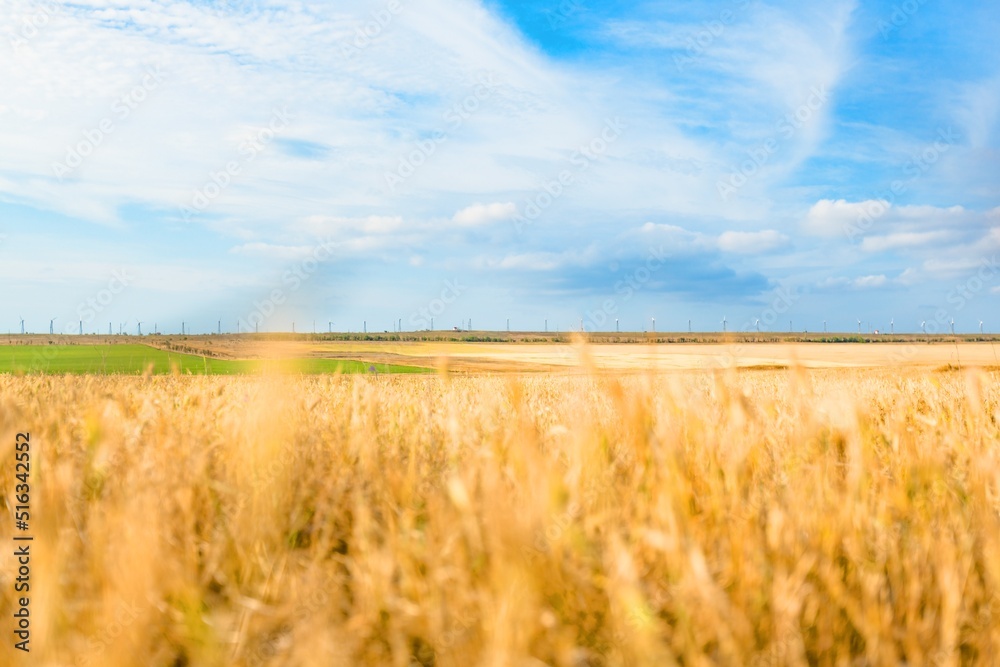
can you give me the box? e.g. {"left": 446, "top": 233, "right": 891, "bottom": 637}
{"left": 717, "top": 230, "right": 788, "bottom": 254}
{"left": 452, "top": 202, "right": 517, "bottom": 226}
{"left": 854, "top": 274, "right": 887, "bottom": 288}
{"left": 229, "top": 243, "right": 323, "bottom": 261}
{"left": 860, "top": 231, "right": 952, "bottom": 253}
{"left": 482, "top": 252, "right": 564, "bottom": 271}
{"left": 817, "top": 274, "right": 888, "bottom": 290}
{"left": 638, "top": 222, "right": 714, "bottom": 252}
{"left": 803, "top": 199, "right": 889, "bottom": 237}
{"left": 297, "top": 216, "right": 405, "bottom": 236}
{"left": 895, "top": 204, "right": 966, "bottom": 219}
{"left": 895, "top": 268, "right": 920, "bottom": 285}
{"left": 923, "top": 257, "right": 994, "bottom": 276}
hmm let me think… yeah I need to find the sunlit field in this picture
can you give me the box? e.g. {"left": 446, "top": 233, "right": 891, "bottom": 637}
{"left": 2, "top": 357, "right": 999, "bottom": 665}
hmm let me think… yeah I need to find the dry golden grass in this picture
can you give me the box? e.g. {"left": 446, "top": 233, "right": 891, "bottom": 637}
{"left": 2, "top": 364, "right": 1000, "bottom": 666}
{"left": 155, "top": 338, "right": 1000, "bottom": 374}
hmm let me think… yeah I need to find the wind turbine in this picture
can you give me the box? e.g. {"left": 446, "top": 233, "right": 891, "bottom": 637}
{"left": 616, "top": 318, "right": 620, "bottom": 333}
{"left": 980, "top": 320, "right": 984, "bottom": 335}
{"left": 721, "top": 316, "right": 727, "bottom": 333}
{"left": 755, "top": 319, "right": 760, "bottom": 333}
{"left": 49, "top": 318, "right": 56, "bottom": 335}
{"left": 823, "top": 320, "right": 827, "bottom": 333}
{"left": 137, "top": 321, "right": 143, "bottom": 336}
{"left": 19, "top": 316, "right": 24, "bottom": 335}
{"left": 950, "top": 318, "right": 955, "bottom": 335}
{"left": 921, "top": 321, "right": 926, "bottom": 334}
{"left": 651, "top": 317, "right": 655, "bottom": 333}
{"left": 890, "top": 318, "right": 894, "bottom": 335}
{"left": 857, "top": 319, "right": 862, "bottom": 335}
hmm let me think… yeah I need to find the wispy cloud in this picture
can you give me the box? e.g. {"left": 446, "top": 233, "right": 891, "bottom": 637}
{"left": 0, "top": 0, "right": 996, "bottom": 332}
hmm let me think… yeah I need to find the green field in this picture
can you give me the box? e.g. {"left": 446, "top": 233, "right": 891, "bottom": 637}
{"left": 0, "top": 345, "right": 431, "bottom": 375}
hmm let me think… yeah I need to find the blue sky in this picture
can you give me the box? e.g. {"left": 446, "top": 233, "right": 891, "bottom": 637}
{"left": 1, "top": 0, "right": 998, "bottom": 334}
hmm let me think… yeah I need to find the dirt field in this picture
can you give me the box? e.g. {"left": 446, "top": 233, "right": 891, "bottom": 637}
{"left": 3, "top": 335, "right": 998, "bottom": 373}
{"left": 154, "top": 338, "right": 1000, "bottom": 373}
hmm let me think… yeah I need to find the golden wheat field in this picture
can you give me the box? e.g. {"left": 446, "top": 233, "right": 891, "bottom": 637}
{"left": 2, "top": 362, "right": 1000, "bottom": 666}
